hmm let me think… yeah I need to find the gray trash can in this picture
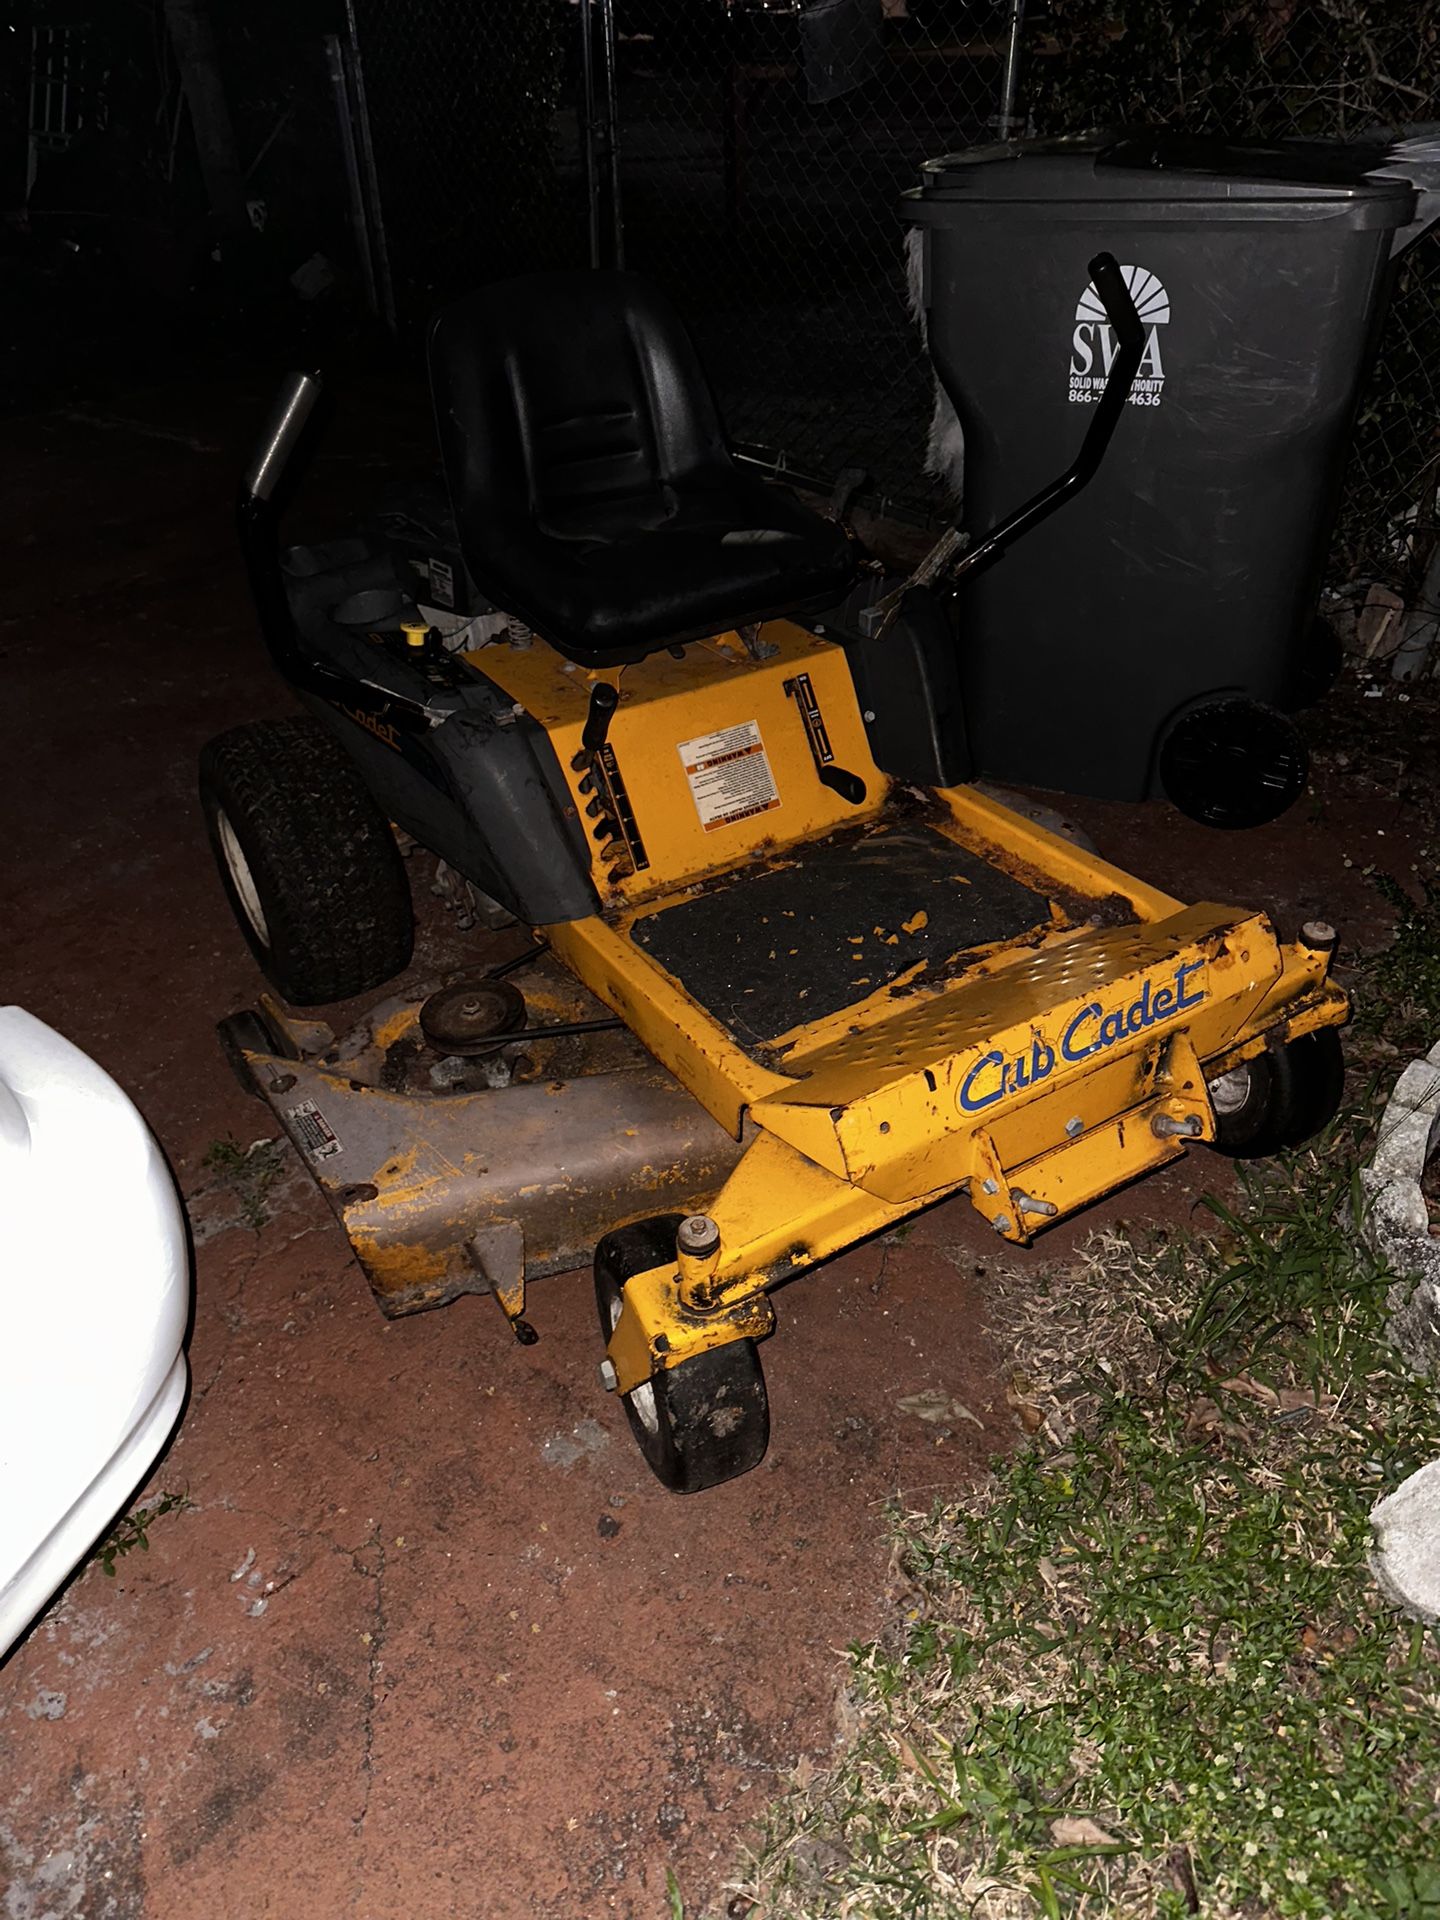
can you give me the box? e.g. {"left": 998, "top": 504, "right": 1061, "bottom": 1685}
{"left": 903, "top": 135, "right": 1432, "bottom": 822}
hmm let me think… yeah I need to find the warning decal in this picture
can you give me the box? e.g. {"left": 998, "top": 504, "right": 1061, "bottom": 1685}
{"left": 678, "top": 719, "right": 781, "bottom": 832}
{"left": 287, "top": 1098, "right": 344, "bottom": 1161}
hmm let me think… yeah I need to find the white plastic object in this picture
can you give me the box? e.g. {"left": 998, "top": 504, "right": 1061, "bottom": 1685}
{"left": 0, "top": 1008, "right": 189, "bottom": 1658}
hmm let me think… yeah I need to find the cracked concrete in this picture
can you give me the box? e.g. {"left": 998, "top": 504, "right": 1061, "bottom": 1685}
{"left": 0, "top": 384, "right": 1407, "bottom": 1918}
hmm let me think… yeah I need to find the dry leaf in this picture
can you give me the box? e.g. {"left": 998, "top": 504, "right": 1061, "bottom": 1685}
{"left": 896, "top": 1389, "right": 984, "bottom": 1428}
{"left": 1218, "top": 1372, "right": 1337, "bottom": 1417}
{"left": 1184, "top": 1395, "right": 1245, "bottom": 1440}
{"left": 1005, "top": 1381, "right": 1045, "bottom": 1433}
{"left": 1049, "top": 1816, "right": 1120, "bottom": 1849}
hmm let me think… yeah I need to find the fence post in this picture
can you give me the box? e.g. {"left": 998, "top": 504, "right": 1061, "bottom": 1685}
{"left": 581, "top": 0, "right": 625, "bottom": 270}
{"left": 341, "top": 0, "right": 396, "bottom": 330}
{"left": 161, "top": 0, "right": 248, "bottom": 242}
{"left": 996, "top": 0, "right": 1026, "bottom": 139}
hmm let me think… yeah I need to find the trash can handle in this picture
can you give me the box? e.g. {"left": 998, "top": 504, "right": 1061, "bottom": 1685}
{"left": 949, "top": 250, "right": 1144, "bottom": 579}
{"left": 857, "top": 251, "right": 1146, "bottom": 639}
{"left": 1088, "top": 253, "right": 1145, "bottom": 357}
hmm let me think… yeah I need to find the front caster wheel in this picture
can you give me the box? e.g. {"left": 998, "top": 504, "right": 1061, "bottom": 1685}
{"left": 594, "top": 1215, "right": 769, "bottom": 1494}
{"left": 1205, "top": 1029, "right": 1345, "bottom": 1159}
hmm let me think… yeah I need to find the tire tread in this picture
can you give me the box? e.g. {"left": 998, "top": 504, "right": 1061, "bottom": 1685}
{"left": 199, "top": 715, "right": 413, "bottom": 1005}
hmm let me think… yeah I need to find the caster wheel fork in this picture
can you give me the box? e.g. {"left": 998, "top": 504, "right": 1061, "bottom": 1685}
{"left": 594, "top": 1215, "right": 770, "bottom": 1494}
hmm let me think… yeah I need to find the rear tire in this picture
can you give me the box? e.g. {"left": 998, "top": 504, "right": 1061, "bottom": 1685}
{"left": 199, "top": 716, "right": 414, "bottom": 1006}
{"left": 1205, "top": 1029, "right": 1345, "bottom": 1159}
{"left": 595, "top": 1215, "right": 770, "bottom": 1494}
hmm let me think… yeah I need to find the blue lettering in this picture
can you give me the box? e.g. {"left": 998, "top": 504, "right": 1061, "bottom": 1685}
{"left": 1098, "top": 1006, "right": 1128, "bottom": 1048}
{"left": 1176, "top": 960, "right": 1205, "bottom": 1010}
{"left": 1062, "top": 1002, "right": 1102, "bottom": 1062}
{"left": 959, "top": 1050, "right": 1006, "bottom": 1113}
{"left": 1128, "top": 978, "right": 1153, "bottom": 1029}
{"left": 955, "top": 965, "right": 1207, "bottom": 1119}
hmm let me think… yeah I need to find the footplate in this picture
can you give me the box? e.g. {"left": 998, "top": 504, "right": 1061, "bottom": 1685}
{"left": 750, "top": 902, "right": 1337, "bottom": 1215}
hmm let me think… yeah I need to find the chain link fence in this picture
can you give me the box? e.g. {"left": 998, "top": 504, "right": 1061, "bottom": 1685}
{"left": 612, "top": 1, "right": 1013, "bottom": 509}
{"left": 347, "top": 0, "right": 1439, "bottom": 592}
{"left": 346, "top": 0, "right": 588, "bottom": 322}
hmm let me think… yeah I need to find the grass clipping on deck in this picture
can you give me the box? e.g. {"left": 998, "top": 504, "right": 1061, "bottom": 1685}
{"left": 734, "top": 1122, "right": 1440, "bottom": 1919}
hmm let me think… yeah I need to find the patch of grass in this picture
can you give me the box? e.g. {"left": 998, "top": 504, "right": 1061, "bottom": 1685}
{"left": 200, "top": 1133, "right": 287, "bottom": 1231}
{"left": 735, "top": 1132, "right": 1440, "bottom": 1919}
{"left": 93, "top": 1491, "right": 191, "bottom": 1578}
{"left": 1355, "top": 873, "right": 1440, "bottom": 1055}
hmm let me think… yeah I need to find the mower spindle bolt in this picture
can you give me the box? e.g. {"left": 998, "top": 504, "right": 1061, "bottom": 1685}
{"left": 598, "top": 1358, "right": 618, "bottom": 1393}
{"left": 677, "top": 1213, "right": 721, "bottom": 1257}
{"left": 991, "top": 1214, "right": 1013, "bottom": 1237}
{"left": 1065, "top": 1115, "right": 1084, "bottom": 1138}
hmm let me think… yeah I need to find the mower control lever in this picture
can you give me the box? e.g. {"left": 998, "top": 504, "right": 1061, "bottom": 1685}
{"left": 858, "top": 249, "right": 1146, "bottom": 639}
{"left": 238, "top": 371, "right": 447, "bottom": 729}
{"left": 575, "top": 681, "right": 620, "bottom": 770}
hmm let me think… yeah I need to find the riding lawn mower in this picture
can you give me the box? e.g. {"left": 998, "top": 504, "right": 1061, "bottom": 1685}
{"left": 201, "top": 253, "right": 1347, "bottom": 1491}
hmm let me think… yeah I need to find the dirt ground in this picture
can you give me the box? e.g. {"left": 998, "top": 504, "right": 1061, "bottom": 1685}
{"left": 1, "top": 382, "right": 1429, "bottom": 1920}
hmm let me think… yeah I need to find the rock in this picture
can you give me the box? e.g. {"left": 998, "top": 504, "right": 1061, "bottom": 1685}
{"left": 1360, "top": 1042, "right": 1440, "bottom": 1372}
{"left": 1371, "top": 1459, "right": 1440, "bottom": 1622}
{"left": 788, "top": 1835, "right": 851, "bottom": 1891}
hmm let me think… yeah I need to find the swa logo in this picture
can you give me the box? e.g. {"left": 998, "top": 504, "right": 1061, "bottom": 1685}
{"left": 1068, "top": 264, "right": 1169, "bottom": 408}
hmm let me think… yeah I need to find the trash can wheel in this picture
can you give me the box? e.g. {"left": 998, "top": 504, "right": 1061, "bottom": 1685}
{"left": 1158, "top": 698, "right": 1308, "bottom": 830}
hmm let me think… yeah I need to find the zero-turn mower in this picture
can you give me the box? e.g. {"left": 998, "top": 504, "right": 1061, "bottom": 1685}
{"left": 202, "top": 256, "right": 1347, "bottom": 1491}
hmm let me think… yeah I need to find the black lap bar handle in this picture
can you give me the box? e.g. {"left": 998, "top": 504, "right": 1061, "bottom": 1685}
{"left": 236, "top": 371, "right": 441, "bottom": 725}
{"left": 241, "top": 370, "right": 322, "bottom": 502}
{"left": 859, "top": 250, "right": 1146, "bottom": 637}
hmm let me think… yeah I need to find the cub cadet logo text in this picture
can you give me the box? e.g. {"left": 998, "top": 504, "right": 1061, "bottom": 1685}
{"left": 340, "top": 703, "right": 402, "bottom": 752}
{"left": 1069, "top": 264, "right": 1169, "bottom": 408}
{"left": 956, "top": 960, "right": 1206, "bottom": 1115}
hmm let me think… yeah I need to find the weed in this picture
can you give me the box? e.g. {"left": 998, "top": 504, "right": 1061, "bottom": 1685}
{"left": 1356, "top": 872, "right": 1440, "bottom": 1054}
{"left": 93, "top": 1491, "right": 191, "bottom": 1578}
{"left": 735, "top": 1133, "right": 1440, "bottom": 1919}
{"left": 200, "top": 1133, "right": 287, "bottom": 1231}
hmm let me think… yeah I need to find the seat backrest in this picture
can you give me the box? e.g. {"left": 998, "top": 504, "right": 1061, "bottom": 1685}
{"left": 429, "top": 270, "right": 732, "bottom": 544}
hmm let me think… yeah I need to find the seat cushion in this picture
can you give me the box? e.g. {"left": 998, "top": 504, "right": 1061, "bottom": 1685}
{"left": 429, "top": 271, "right": 858, "bottom": 664}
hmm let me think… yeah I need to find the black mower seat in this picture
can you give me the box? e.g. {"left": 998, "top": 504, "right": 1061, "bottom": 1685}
{"left": 428, "top": 270, "right": 857, "bottom": 666}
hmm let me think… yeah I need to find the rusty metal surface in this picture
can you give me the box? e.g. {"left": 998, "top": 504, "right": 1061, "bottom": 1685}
{"left": 241, "top": 1043, "right": 745, "bottom": 1317}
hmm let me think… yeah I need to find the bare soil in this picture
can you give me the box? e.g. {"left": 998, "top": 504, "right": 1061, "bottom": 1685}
{"left": 0, "top": 383, "right": 1427, "bottom": 1918}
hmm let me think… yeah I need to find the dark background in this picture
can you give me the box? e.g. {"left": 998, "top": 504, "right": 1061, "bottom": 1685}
{"left": 6, "top": 0, "right": 1439, "bottom": 593}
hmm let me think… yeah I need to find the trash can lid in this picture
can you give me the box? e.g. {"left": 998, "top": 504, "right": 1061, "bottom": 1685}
{"left": 910, "top": 133, "right": 1416, "bottom": 226}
